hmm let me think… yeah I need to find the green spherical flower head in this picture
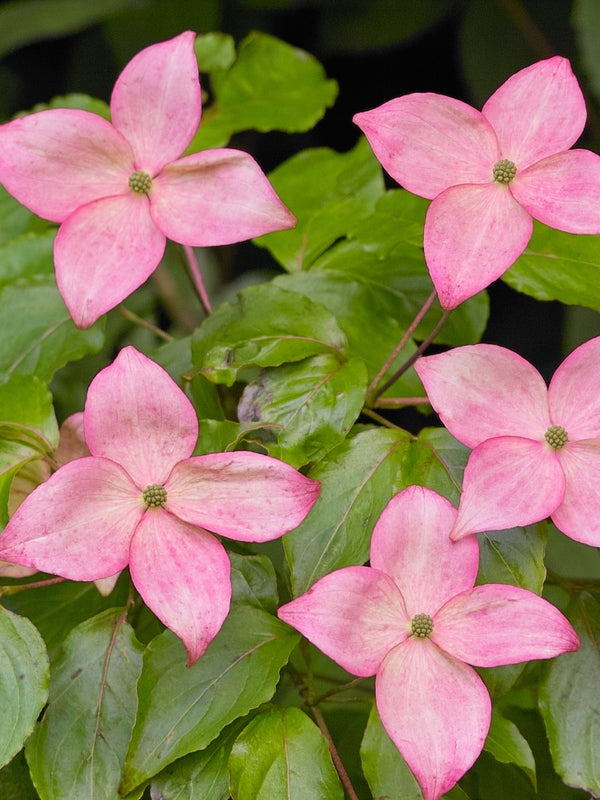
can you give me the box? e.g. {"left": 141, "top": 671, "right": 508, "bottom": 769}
{"left": 129, "top": 170, "right": 153, "bottom": 194}
{"left": 544, "top": 425, "right": 568, "bottom": 449}
{"left": 492, "top": 159, "right": 517, "bottom": 184}
{"left": 411, "top": 613, "right": 434, "bottom": 638}
{"left": 143, "top": 484, "right": 167, "bottom": 509}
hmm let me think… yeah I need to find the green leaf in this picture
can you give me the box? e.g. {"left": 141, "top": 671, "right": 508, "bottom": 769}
{"left": 191, "top": 284, "right": 348, "bottom": 386}
{"left": 284, "top": 427, "right": 412, "bottom": 596}
{"left": 229, "top": 707, "right": 344, "bottom": 800}
{"left": 539, "top": 591, "right": 600, "bottom": 796}
{"left": 189, "top": 31, "right": 338, "bottom": 149}
{"left": 0, "top": 0, "right": 139, "bottom": 57}
{"left": 0, "top": 185, "right": 42, "bottom": 248}
{"left": 477, "top": 524, "right": 548, "bottom": 593}
{"left": 238, "top": 354, "right": 368, "bottom": 467}
{"left": 360, "top": 704, "right": 423, "bottom": 800}
{"left": 2, "top": 576, "right": 130, "bottom": 657}
{"left": 0, "top": 231, "right": 54, "bottom": 287}
{"left": 149, "top": 720, "right": 246, "bottom": 800}
{"left": 121, "top": 603, "right": 299, "bottom": 793}
{"left": 25, "top": 608, "right": 143, "bottom": 800}
{"left": 402, "top": 427, "right": 469, "bottom": 507}
{"left": 0, "top": 374, "right": 58, "bottom": 473}
{"left": 0, "top": 607, "right": 49, "bottom": 769}
{"left": 0, "top": 278, "right": 104, "bottom": 382}
{"left": 272, "top": 272, "right": 423, "bottom": 397}
{"left": 0, "top": 750, "right": 40, "bottom": 799}
{"left": 229, "top": 552, "right": 279, "bottom": 615}
{"left": 194, "top": 31, "right": 236, "bottom": 71}
{"left": 255, "top": 139, "right": 384, "bottom": 271}
{"left": 504, "top": 222, "right": 600, "bottom": 311}
{"left": 484, "top": 709, "right": 536, "bottom": 790}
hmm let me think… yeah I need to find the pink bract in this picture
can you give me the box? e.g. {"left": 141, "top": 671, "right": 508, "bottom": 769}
{"left": 0, "top": 32, "right": 295, "bottom": 328}
{"left": 0, "top": 347, "right": 320, "bottom": 664}
{"left": 278, "top": 485, "right": 578, "bottom": 800}
{"left": 354, "top": 57, "right": 600, "bottom": 309}
{"left": 415, "top": 337, "right": 600, "bottom": 544}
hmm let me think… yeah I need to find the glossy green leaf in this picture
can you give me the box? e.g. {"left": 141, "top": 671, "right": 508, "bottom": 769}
{"left": 189, "top": 31, "right": 338, "bottom": 149}
{"left": 194, "top": 419, "right": 271, "bottom": 456}
{"left": 402, "top": 427, "right": 469, "bottom": 507}
{"left": 477, "top": 524, "right": 548, "bottom": 594}
{"left": 539, "top": 591, "right": 600, "bottom": 796}
{"left": 191, "top": 284, "right": 348, "bottom": 386}
{"left": 0, "top": 278, "right": 104, "bottom": 382}
{"left": 121, "top": 604, "right": 299, "bottom": 793}
{"left": 255, "top": 139, "right": 384, "bottom": 271}
{"left": 149, "top": 720, "right": 247, "bottom": 800}
{"left": 238, "top": 354, "right": 368, "bottom": 467}
{"left": 0, "top": 607, "right": 49, "bottom": 769}
{"left": 0, "top": 750, "right": 39, "bottom": 800}
{"left": 229, "top": 552, "right": 279, "bottom": 615}
{"left": 272, "top": 271, "right": 423, "bottom": 397}
{"left": 0, "top": 373, "right": 58, "bottom": 471}
{"left": 0, "top": 185, "right": 38, "bottom": 246}
{"left": 505, "top": 222, "right": 600, "bottom": 311}
{"left": 2, "top": 576, "right": 130, "bottom": 657}
{"left": 0, "top": 231, "right": 54, "bottom": 288}
{"left": 0, "top": 0, "right": 139, "bottom": 57}
{"left": 25, "top": 608, "right": 143, "bottom": 800}
{"left": 484, "top": 709, "right": 536, "bottom": 789}
{"left": 229, "top": 707, "right": 344, "bottom": 800}
{"left": 284, "top": 427, "right": 412, "bottom": 596}
{"left": 194, "top": 31, "right": 236, "bottom": 71}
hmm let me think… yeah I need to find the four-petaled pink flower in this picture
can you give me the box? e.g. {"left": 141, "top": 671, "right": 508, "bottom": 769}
{"left": 0, "top": 346, "right": 320, "bottom": 664}
{"left": 278, "top": 485, "right": 578, "bottom": 800}
{"left": 415, "top": 338, "right": 600, "bottom": 544}
{"left": 0, "top": 32, "right": 295, "bottom": 328}
{"left": 354, "top": 57, "right": 600, "bottom": 309}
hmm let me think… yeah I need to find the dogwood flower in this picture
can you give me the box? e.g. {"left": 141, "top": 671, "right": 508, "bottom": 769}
{"left": 354, "top": 57, "right": 600, "bottom": 309}
{"left": 0, "top": 347, "right": 320, "bottom": 664}
{"left": 278, "top": 485, "right": 578, "bottom": 800}
{"left": 415, "top": 338, "right": 600, "bottom": 544}
{"left": 0, "top": 32, "right": 295, "bottom": 328}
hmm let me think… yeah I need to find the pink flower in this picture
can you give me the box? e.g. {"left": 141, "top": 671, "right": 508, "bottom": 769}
{"left": 0, "top": 32, "right": 295, "bottom": 328}
{"left": 354, "top": 57, "right": 600, "bottom": 309}
{"left": 0, "top": 347, "right": 320, "bottom": 664}
{"left": 415, "top": 338, "right": 600, "bottom": 544}
{"left": 278, "top": 485, "right": 578, "bottom": 800}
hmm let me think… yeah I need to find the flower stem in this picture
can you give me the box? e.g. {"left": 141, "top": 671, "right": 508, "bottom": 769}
{"left": 118, "top": 305, "right": 174, "bottom": 342}
{"left": 312, "top": 705, "right": 361, "bottom": 800}
{"left": 371, "top": 307, "right": 452, "bottom": 401}
{"left": 367, "top": 289, "right": 437, "bottom": 401}
{"left": 182, "top": 244, "right": 213, "bottom": 315}
{"left": 0, "top": 576, "right": 64, "bottom": 596}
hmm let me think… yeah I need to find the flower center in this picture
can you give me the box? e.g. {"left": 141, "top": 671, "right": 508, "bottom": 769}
{"left": 544, "top": 425, "right": 568, "bottom": 449}
{"left": 492, "top": 159, "right": 517, "bottom": 184}
{"left": 410, "top": 613, "right": 434, "bottom": 638}
{"left": 129, "top": 170, "right": 153, "bottom": 194}
{"left": 143, "top": 484, "right": 167, "bottom": 509}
